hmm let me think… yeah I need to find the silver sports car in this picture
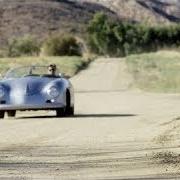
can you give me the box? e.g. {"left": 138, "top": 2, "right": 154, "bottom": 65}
{"left": 0, "top": 65, "right": 74, "bottom": 118}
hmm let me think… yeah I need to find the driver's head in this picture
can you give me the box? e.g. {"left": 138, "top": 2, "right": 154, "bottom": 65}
{"left": 48, "top": 64, "right": 56, "bottom": 75}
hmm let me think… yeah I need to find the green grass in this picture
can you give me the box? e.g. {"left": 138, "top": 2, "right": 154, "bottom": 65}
{"left": 126, "top": 51, "right": 180, "bottom": 93}
{"left": 0, "top": 56, "right": 88, "bottom": 77}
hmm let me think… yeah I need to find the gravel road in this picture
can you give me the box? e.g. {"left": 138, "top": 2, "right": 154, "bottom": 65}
{"left": 0, "top": 58, "right": 180, "bottom": 179}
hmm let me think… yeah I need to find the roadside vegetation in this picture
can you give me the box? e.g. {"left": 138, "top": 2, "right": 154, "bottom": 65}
{"left": 87, "top": 12, "right": 180, "bottom": 57}
{"left": 41, "top": 34, "right": 81, "bottom": 57}
{"left": 126, "top": 51, "right": 180, "bottom": 92}
{"left": 1, "top": 34, "right": 82, "bottom": 58}
{"left": 0, "top": 33, "right": 92, "bottom": 78}
{"left": 0, "top": 56, "right": 88, "bottom": 77}
{"left": 7, "top": 35, "right": 40, "bottom": 57}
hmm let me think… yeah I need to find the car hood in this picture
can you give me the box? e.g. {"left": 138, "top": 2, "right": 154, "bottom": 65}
{"left": 1, "top": 77, "right": 57, "bottom": 96}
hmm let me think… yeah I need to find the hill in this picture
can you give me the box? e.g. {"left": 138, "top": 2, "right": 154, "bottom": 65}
{"left": 0, "top": 0, "right": 179, "bottom": 48}
{"left": 0, "top": 0, "right": 117, "bottom": 46}
{"left": 80, "top": 0, "right": 180, "bottom": 24}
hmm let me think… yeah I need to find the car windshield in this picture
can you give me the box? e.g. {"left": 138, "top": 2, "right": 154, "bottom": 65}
{"left": 4, "top": 66, "right": 59, "bottom": 79}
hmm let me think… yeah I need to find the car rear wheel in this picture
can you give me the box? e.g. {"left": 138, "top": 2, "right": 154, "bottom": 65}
{"left": 65, "top": 90, "right": 74, "bottom": 116}
{"left": 0, "top": 111, "right": 5, "bottom": 119}
{"left": 7, "top": 110, "right": 16, "bottom": 117}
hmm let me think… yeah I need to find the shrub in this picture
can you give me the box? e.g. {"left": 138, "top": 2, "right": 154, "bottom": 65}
{"left": 8, "top": 35, "right": 40, "bottom": 57}
{"left": 87, "top": 12, "right": 119, "bottom": 56}
{"left": 42, "top": 34, "right": 81, "bottom": 56}
{"left": 87, "top": 12, "right": 180, "bottom": 56}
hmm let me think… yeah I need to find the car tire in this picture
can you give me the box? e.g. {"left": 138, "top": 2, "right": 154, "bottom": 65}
{"left": 56, "top": 108, "right": 65, "bottom": 117}
{"left": 65, "top": 106, "right": 74, "bottom": 116}
{"left": 0, "top": 111, "right": 5, "bottom": 119}
{"left": 7, "top": 110, "right": 16, "bottom": 117}
{"left": 65, "top": 90, "right": 74, "bottom": 116}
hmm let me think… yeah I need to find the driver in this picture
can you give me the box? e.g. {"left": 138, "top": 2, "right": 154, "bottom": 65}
{"left": 48, "top": 64, "right": 57, "bottom": 76}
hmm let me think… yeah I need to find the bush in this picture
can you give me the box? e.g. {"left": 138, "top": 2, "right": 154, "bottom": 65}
{"left": 87, "top": 12, "right": 180, "bottom": 56}
{"left": 87, "top": 12, "right": 119, "bottom": 56}
{"left": 8, "top": 35, "right": 40, "bottom": 57}
{"left": 42, "top": 34, "right": 81, "bottom": 56}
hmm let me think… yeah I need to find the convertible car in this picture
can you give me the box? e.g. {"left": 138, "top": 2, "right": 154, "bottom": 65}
{"left": 0, "top": 65, "right": 74, "bottom": 118}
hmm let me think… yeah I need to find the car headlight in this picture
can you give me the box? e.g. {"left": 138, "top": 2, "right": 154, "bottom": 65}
{"left": 0, "top": 86, "right": 5, "bottom": 99}
{"left": 47, "top": 86, "right": 59, "bottom": 98}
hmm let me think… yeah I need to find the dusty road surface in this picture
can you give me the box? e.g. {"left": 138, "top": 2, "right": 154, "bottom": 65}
{"left": 1, "top": 58, "right": 180, "bottom": 179}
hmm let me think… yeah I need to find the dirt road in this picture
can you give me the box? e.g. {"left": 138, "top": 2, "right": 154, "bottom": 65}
{"left": 0, "top": 58, "right": 180, "bottom": 179}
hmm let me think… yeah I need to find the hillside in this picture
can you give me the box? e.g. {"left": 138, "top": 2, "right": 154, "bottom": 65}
{"left": 0, "top": 0, "right": 179, "bottom": 47}
{"left": 0, "top": 0, "right": 116, "bottom": 46}
{"left": 80, "top": 0, "right": 180, "bottom": 24}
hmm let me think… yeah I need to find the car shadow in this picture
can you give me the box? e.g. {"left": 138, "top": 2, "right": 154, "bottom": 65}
{"left": 15, "top": 113, "right": 137, "bottom": 120}
{"left": 74, "top": 114, "right": 136, "bottom": 118}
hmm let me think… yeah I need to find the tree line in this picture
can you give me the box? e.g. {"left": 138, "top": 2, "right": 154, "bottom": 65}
{"left": 87, "top": 12, "right": 180, "bottom": 57}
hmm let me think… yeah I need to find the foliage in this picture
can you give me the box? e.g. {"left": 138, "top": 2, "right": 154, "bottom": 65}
{"left": 42, "top": 34, "right": 81, "bottom": 56}
{"left": 87, "top": 12, "right": 180, "bottom": 56}
{"left": 8, "top": 35, "right": 40, "bottom": 57}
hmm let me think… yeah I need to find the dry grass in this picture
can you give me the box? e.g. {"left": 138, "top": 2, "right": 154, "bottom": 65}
{"left": 0, "top": 56, "right": 89, "bottom": 77}
{"left": 126, "top": 50, "right": 180, "bottom": 92}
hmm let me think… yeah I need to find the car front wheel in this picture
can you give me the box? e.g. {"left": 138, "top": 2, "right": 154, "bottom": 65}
{"left": 56, "top": 108, "right": 65, "bottom": 117}
{"left": 65, "top": 106, "right": 74, "bottom": 116}
{"left": 65, "top": 91, "right": 74, "bottom": 116}
{"left": 7, "top": 110, "right": 16, "bottom": 117}
{"left": 0, "top": 111, "right": 5, "bottom": 119}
